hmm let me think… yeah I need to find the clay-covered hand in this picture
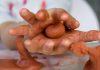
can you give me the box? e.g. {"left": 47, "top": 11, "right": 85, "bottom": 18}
{"left": 9, "top": 8, "right": 100, "bottom": 55}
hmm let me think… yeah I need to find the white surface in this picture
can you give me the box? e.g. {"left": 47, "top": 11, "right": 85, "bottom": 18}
{"left": 71, "top": 0, "right": 99, "bottom": 31}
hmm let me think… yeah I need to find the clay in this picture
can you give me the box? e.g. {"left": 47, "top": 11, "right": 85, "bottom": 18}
{"left": 6, "top": 8, "right": 100, "bottom": 70}
{"left": 45, "top": 22, "right": 65, "bottom": 38}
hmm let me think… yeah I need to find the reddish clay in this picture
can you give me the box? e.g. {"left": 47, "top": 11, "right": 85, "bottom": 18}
{"left": 45, "top": 22, "right": 65, "bottom": 38}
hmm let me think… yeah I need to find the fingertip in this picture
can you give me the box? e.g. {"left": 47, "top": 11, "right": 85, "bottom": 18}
{"left": 61, "top": 39, "right": 71, "bottom": 48}
{"left": 36, "top": 9, "right": 49, "bottom": 21}
{"left": 95, "top": 31, "right": 100, "bottom": 39}
{"left": 24, "top": 40, "right": 31, "bottom": 46}
{"left": 9, "top": 29, "right": 16, "bottom": 35}
{"left": 74, "top": 21, "right": 80, "bottom": 28}
{"left": 44, "top": 40, "right": 55, "bottom": 47}
{"left": 65, "top": 19, "right": 80, "bottom": 29}
{"left": 19, "top": 8, "right": 35, "bottom": 24}
{"left": 36, "top": 11, "right": 44, "bottom": 20}
{"left": 19, "top": 8, "right": 29, "bottom": 16}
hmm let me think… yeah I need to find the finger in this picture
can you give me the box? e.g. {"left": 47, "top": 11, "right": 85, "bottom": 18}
{"left": 24, "top": 39, "right": 43, "bottom": 53}
{"left": 16, "top": 36, "right": 32, "bottom": 59}
{"left": 87, "top": 46, "right": 100, "bottom": 55}
{"left": 70, "top": 42, "right": 88, "bottom": 56}
{"left": 24, "top": 34, "right": 47, "bottom": 53}
{"left": 19, "top": 8, "right": 36, "bottom": 25}
{"left": 48, "top": 8, "right": 80, "bottom": 29}
{"left": 42, "top": 40, "right": 55, "bottom": 55}
{"left": 35, "top": 9, "right": 54, "bottom": 31}
{"left": 59, "top": 38, "right": 72, "bottom": 49}
{"left": 80, "top": 30, "right": 100, "bottom": 42}
{"left": 36, "top": 9, "right": 49, "bottom": 21}
{"left": 24, "top": 39, "right": 38, "bottom": 52}
{"left": 60, "top": 11, "right": 80, "bottom": 29}
{"left": 48, "top": 8, "right": 68, "bottom": 21}
{"left": 54, "top": 38, "right": 72, "bottom": 54}
{"left": 63, "top": 16, "right": 80, "bottom": 30}
{"left": 9, "top": 25, "right": 32, "bottom": 36}
{"left": 54, "top": 46, "right": 66, "bottom": 55}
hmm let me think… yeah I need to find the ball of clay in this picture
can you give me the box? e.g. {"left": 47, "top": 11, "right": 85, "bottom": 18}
{"left": 45, "top": 22, "right": 65, "bottom": 38}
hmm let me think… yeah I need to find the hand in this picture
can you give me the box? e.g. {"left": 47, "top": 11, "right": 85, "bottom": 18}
{"left": 84, "top": 46, "right": 100, "bottom": 70}
{"left": 24, "top": 30, "right": 100, "bottom": 55}
{"left": 70, "top": 42, "right": 88, "bottom": 56}
{"left": 9, "top": 8, "right": 100, "bottom": 55}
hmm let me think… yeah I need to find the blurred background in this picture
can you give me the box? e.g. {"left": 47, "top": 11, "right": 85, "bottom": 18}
{"left": 87, "top": 0, "right": 100, "bottom": 24}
